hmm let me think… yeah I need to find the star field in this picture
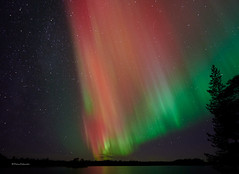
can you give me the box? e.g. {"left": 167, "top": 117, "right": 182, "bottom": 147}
{"left": 1, "top": 0, "right": 239, "bottom": 161}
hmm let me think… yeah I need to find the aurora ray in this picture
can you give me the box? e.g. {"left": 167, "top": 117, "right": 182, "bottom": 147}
{"left": 66, "top": 0, "right": 239, "bottom": 159}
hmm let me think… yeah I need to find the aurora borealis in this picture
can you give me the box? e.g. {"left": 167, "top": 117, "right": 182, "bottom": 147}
{"left": 1, "top": 0, "right": 239, "bottom": 161}
{"left": 67, "top": 0, "right": 239, "bottom": 159}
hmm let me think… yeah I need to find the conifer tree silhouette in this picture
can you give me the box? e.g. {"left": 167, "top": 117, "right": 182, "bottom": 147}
{"left": 206, "top": 65, "right": 239, "bottom": 166}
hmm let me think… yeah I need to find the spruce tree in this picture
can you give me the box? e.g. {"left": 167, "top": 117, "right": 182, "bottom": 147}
{"left": 206, "top": 65, "right": 226, "bottom": 162}
{"left": 206, "top": 66, "right": 239, "bottom": 165}
{"left": 206, "top": 65, "right": 239, "bottom": 172}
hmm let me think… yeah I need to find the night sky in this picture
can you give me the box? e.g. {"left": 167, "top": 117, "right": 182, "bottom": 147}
{"left": 1, "top": 0, "right": 239, "bottom": 161}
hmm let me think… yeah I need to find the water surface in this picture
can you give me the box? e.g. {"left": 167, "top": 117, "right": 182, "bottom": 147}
{"left": 1, "top": 166, "right": 220, "bottom": 174}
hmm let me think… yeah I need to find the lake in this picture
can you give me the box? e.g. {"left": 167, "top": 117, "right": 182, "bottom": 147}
{"left": 0, "top": 166, "right": 220, "bottom": 174}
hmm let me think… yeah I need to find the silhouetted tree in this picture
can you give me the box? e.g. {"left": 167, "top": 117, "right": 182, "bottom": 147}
{"left": 73, "top": 157, "right": 79, "bottom": 162}
{"left": 206, "top": 65, "right": 226, "bottom": 161}
{"left": 206, "top": 65, "right": 225, "bottom": 114}
{"left": 206, "top": 65, "right": 239, "bottom": 166}
{"left": 220, "top": 75, "right": 239, "bottom": 162}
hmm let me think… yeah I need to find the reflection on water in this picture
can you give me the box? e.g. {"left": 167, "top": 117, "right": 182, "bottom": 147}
{"left": 0, "top": 166, "right": 220, "bottom": 174}
{"left": 79, "top": 166, "right": 220, "bottom": 174}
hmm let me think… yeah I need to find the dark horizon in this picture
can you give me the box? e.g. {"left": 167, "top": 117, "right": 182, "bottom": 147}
{"left": 0, "top": 153, "right": 208, "bottom": 168}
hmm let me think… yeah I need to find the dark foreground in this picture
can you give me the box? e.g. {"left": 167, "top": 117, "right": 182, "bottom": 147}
{"left": 1, "top": 154, "right": 238, "bottom": 173}
{"left": 0, "top": 154, "right": 206, "bottom": 168}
